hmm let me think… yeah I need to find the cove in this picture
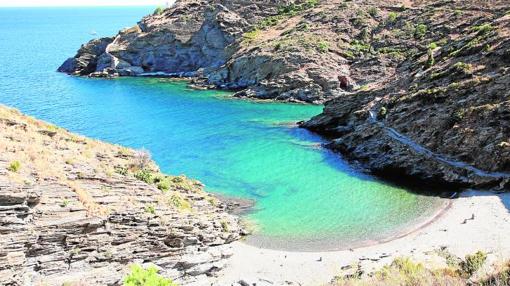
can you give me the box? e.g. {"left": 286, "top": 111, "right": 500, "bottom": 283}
{"left": 0, "top": 7, "right": 444, "bottom": 251}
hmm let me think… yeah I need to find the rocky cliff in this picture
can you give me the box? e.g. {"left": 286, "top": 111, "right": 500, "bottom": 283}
{"left": 58, "top": 0, "right": 366, "bottom": 103}
{"left": 303, "top": 1, "right": 510, "bottom": 190}
{"left": 0, "top": 105, "right": 244, "bottom": 285}
{"left": 59, "top": 0, "right": 510, "bottom": 190}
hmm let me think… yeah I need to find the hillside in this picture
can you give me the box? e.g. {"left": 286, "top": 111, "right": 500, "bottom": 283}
{"left": 0, "top": 105, "right": 243, "bottom": 285}
{"left": 58, "top": 0, "right": 510, "bottom": 190}
{"left": 303, "top": 1, "right": 510, "bottom": 190}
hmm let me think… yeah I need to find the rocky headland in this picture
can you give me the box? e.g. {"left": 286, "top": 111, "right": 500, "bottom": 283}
{"left": 59, "top": 0, "right": 510, "bottom": 192}
{"left": 3, "top": 0, "right": 510, "bottom": 284}
{"left": 0, "top": 105, "right": 244, "bottom": 285}
{"left": 302, "top": 1, "right": 510, "bottom": 190}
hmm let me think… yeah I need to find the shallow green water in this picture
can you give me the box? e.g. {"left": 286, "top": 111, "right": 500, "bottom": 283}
{"left": 0, "top": 7, "right": 444, "bottom": 251}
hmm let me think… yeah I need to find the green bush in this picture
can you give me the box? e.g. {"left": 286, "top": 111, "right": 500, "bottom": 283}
{"left": 350, "top": 40, "right": 371, "bottom": 56}
{"left": 414, "top": 24, "right": 427, "bottom": 39}
{"left": 368, "top": 7, "right": 379, "bottom": 17}
{"left": 169, "top": 194, "right": 191, "bottom": 211}
{"left": 220, "top": 220, "right": 230, "bottom": 232}
{"left": 386, "top": 12, "right": 398, "bottom": 23}
{"left": 115, "top": 166, "right": 129, "bottom": 176}
{"left": 480, "top": 265, "right": 510, "bottom": 286}
{"left": 277, "top": 0, "right": 318, "bottom": 15}
{"left": 317, "top": 41, "right": 329, "bottom": 53}
{"left": 145, "top": 204, "right": 156, "bottom": 215}
{"left": 257, "top": 0, "right": 318, "bottom": 29}
{"left": 153, "top": 7, "right": 164, "bottom": 16}
{"left": 124, "top": 264, "right": 177, "bottom": 286}
{"left": 135, "top": 169, "right": 153, "bottom": 184}
{"left": 374, "top": 257, "right": 428, "bottom": 286}
{"left": 392, "top": 257, "right": 425, "bottom": 275}
{"left": 462, "top": 251, "right": 487, "bottom": 276}
{"left": 157, "top": 180, "right": 170, "bottom": 192}
{"left": 7, "top": 161, "right": 21, "bottom": 172}
{"left": 60, "top": 199, "right": 70, "bottom": 208}
{"left": 472, "top": 23, "right": 494, "bottom": 35}
{"left": 453, "top": 61, "right": 473, "bottom": 75}
{"left": 243, "top": 29, "right": 261, "bottom": 43}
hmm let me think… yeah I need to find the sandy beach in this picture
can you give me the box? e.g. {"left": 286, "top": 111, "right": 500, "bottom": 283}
{"left": 212, "top": 190, "right": 510, "bottom": 286}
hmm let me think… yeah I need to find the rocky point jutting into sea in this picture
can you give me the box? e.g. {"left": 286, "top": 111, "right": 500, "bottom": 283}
{"left": 59, "top": 0, "right": 510, "bottom": 192}
{"left": 0, "top": 105, "right": 244, "bottom": 285}
{"left": 1, "top": 0, "right": 510, "bottom": 285}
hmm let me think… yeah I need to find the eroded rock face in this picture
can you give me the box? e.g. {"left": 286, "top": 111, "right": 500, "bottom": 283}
{"left": 0, "top": 106, "right": 244, "bottom": 285}
{"left": 303, "top": 1, "right": 510, "bottom": 190}
{"left": 58, "top": 0, "right": 510, "bottom": 189}
{"left": 58, "top": 0, "right": 366, "bottom": 103}
{"left": 58, "top": 1, "right": 289, "bottom": 78}
{"left": 58, "top": 0, "right": 414, "bottom": 103}
{"left": 58, "top": 37, "right": 114, "bottom": 75}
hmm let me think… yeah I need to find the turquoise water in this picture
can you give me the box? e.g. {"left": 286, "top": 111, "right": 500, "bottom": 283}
{"left": 0, "top": 7, "right": 443, "bottom": 250}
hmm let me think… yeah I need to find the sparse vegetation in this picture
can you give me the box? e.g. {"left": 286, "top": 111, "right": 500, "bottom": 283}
{"left": 350, "top": 40, "right": 371, "bottom": 56}
{"left": 60, "top": 199, "right": 70, "bottom": 208}
{"left": 135, "top": 169, "right": 154, "bottom": 184}
{"left": 426, "top": 46, "right": 435, "bottom": 68}
{"left": 461, "top": 251, "right": 487, "bottom": 276}
{"left": 7, "top": 161, "right": 21, "bottom": 172}
{"left": 425, "top": 43, "right": 437, "bottom": 68}
{"left": 254, "top": 0, "right": 319, "bottom": 30}
{"left": 133, "top": 149, "right": 152, "bottom": 170}
{"left": 367, "top": 7, "right": 379, "bottom": 17}
{"left": 317, "top": 41, "right": 329, "bottom": 53}
{"left": 153, "top": 6, "right": 164, "bottom": 16}
{"left": 386, "top": 12, "right": 398, "bottom": 23}
{"left": 156, "top": 179, "right": 170, "bottom": 192}
{"left": 277, "top": 0, "right": 319, "bottom": 16}
{"left": 472, "top": 23, "right": 494, "bottom": 35}
{"left": 168, "top": 193, "right": 192, "bottom": 212}
{"left": 333, "top": 257, "right": 463, "bottom": 286}
{"left": 378, "top": 106, "right": 387, "bottom": 119}
{"left": 243, "top": 29, "right": 261, "bottom": 43}
{"left": 145, "top": 204, "right": 156, "bottom": 215}
{"left": 453, "top": 61, "right": 473, "bottom": 75}
{"left": 414, "top": 24, "right": 427, "bottom": 39}
{"left": 332, "top": 253, "right": 507, "bottom": 286}
{"left": 220, "top": 220, "right": 230, "bottom": 232}
{"left": 124, "top": 264, "right": 177, "bottom": 286}
{"left": 115, "top": 166, "right": 129, "bottom": 176}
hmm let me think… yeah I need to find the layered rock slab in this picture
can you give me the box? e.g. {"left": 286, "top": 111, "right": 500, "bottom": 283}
{"left": 0, "top": 106, "right": 243, "bottom": 285}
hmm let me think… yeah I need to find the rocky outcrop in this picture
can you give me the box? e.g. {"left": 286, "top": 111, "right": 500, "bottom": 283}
{"left": 58, "top": 37, "right": 115, "bottom": 76}
{"left": 59, "top": 0, "right": 375, "bottom": 103}
{"left": 58, "top": 1, "right": 292, "bottom": 80}
{"left": 59, "top": 0, "right": 510, "bottom": 189}
{"left": 0, "top": 106, "right": 244, "bottom": 285}
{"left": 303, "top": 1, "right": 510, "bottom": 190}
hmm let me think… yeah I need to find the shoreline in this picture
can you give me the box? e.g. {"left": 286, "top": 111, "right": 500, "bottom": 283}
{"left": 213, "top": 190, "right": 510, "bottom": 285}
{"left": 242, "top": 197, "right": 451, "bottom": 253}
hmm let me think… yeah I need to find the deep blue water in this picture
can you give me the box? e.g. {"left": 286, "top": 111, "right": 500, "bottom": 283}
{"left": 0, "top": 7, "right": 443, "bottom": 251}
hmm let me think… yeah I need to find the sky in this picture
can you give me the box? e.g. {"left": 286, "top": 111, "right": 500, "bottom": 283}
{"left": 0, "top": 0, "right": 170, "bottom": 7}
